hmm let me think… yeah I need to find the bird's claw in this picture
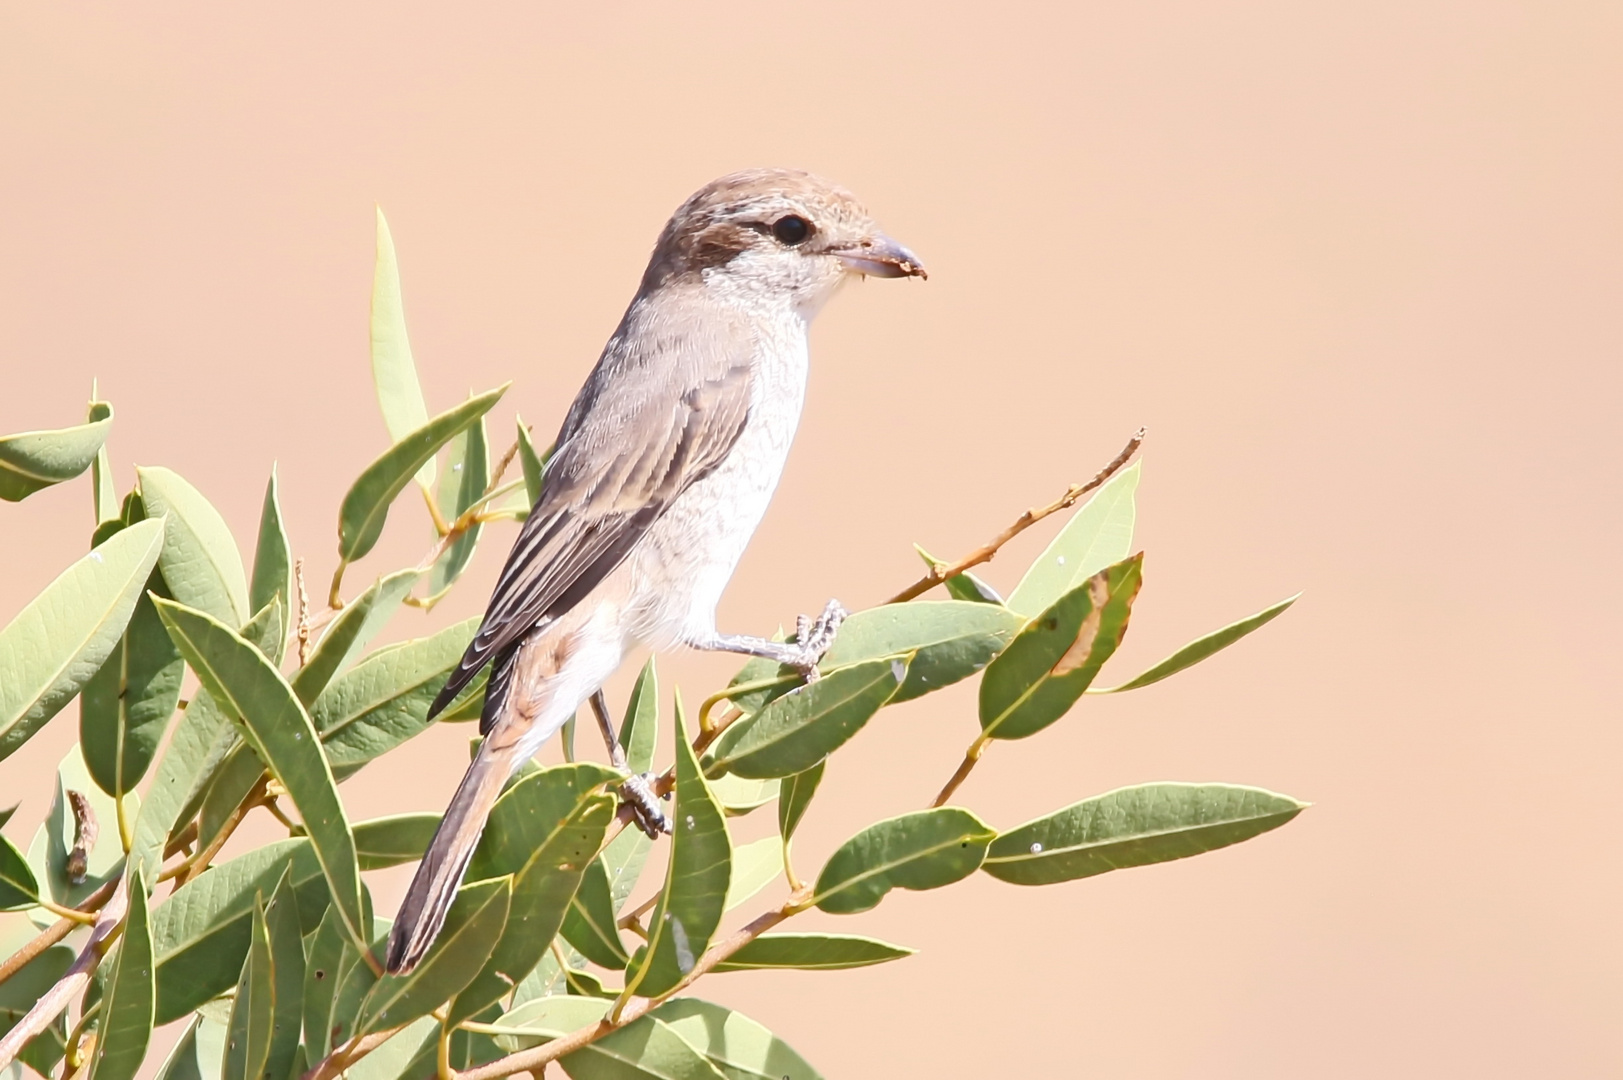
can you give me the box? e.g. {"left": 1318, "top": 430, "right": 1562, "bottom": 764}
{"left": 790, "top": 599, "right": 847, "bottom": 683}
{"left": 620, "top": 772, "right": 670, "bottom": 838}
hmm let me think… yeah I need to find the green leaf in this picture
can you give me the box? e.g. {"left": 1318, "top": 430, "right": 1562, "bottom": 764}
{"left": 0, "top": 518, "right": 164, "bottom": 761}
{"left": 138, "top": 467, "right": 250, "bottom": 628}
{"left": 619, "top": 658, "right": 659, "bottom": 775}
{"left": 150, "top": 839, "right": 323, "bottom": 1022}
{"left": 710, "top": 933, "right": 913, "bottom": 973}
{"left": 1007, "top": 460, "right": 1140, "bottom": 616}
{"left": 603, "top": 828, "right": 652, "bottom": 914}
{"left": 80, "top": 564, "right": 184, "bottom": 801}
{"left": 337, "top": 386, "right": 507, "bottom": 563}
{"left": 313, "top": 616, "right": 479, "bottom": 774}
{"left": 249, "top": 467, "right": 294, "bottom": 617}
{"left": 982, "top": 782, "right": 1308, "bottom": 886}
{"left": 301, "top": 906, "right": 372, "bottom": 1062}
{"left": 625, "top": 697, "right": 731, "bottom": 999}
{"left": 353, "top": 813, "right": 440, "bottom": 870}
{"left": 127, "top": 691, "right": 234, "bottom": 885}
{"left": 152, "top": 599, "right": 367, "bottom": 954}
{"left": 26, "top": 745, "right": 129, "bottom": 909}
{"left": 262, "top": 870, "right": 305, "bottom": 1080}
{"left": 371, "top": 206, "right": 435, "bottom": 489}
{"left": 429, "top": 413, "right": 489, "bottom": 594}
{"left": 1095, "top": 594, "right": 1299, "bottom": 692}
{"left": 294, "top": 569, "right": 422, "bottom": 708}
{"left": 489, "top": 996, "right": 610, "bottom": 1051}
{"left": 979, "top": 554, "right": 1144, "bottom": 741}
{"left": 0, "top": 939, "right": 73, "bottom": 1077}
{"left": 723, "top": 837, "right": 782, "bottom": 912}
{"left": 90, "top": 400, "right": 119, "bottom": 526}
{"left": 515, "top": 417, "right": 550, "bottom": 508}
{"left": 223, "top": 894, "right": 274, "bottom": 1080}
{"left": 344, "top": 1018, "right": 438, "bottom": 1080}
{"left": 0, "top": 404, "right": 113, "bottom": 502}
{"left": 88, "top": 869, "right": 154, "bottom": 1080}
{"left": 775, "top": 761, "right": 824, "bottom": 847}
{"left": 152, "top": 1011, "right": 226, "bottom": 1080}
{"left": 560, "top": 858, "right": 630, "bottom": 972}
{"left": 709, "top": 775, "right": 779, "bottom": 817}
{"left": 355, "top": 875, "right": 510, "bottom": 1036}
{"left": 492, "top": 1000, "right": 727, "bottom": 1080}
{"left": 821, "top": 602, "right": 1019, "bottom": 703}
{"left": 452, "top": 762, "right": 619, "bottom": 1022}
{"left": 0, "top": 829, "right": 38, "bottom": 909}
{"left": 812, "top": 807, "right": 995, "bottom": 915}
{"left": 706, "top": 657, "right": 906, "bottom": 780}
{"left": 651, "top": 998, "right": 821, "bottom": 1080}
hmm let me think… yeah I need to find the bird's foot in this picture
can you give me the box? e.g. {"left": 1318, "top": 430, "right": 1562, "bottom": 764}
{"left": 620, "top": 772, "right": 670, "bottom": 838}
{"left": 789, "top": 599, "right": 848, "bottom": 683}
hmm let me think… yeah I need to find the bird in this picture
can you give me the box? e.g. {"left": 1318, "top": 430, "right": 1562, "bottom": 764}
{"left": 384, "top": 168, "right": 926, "bottom": 973}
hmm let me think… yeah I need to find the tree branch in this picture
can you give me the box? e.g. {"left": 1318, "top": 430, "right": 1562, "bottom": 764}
{"left": 886, "top": 428, "right": 1145, "bottom": 605}
{"left": 0, "top": 878, "right": 118, "bottom": 989}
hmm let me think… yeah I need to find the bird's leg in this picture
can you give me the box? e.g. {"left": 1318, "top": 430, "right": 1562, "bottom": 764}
{"left": 696, "top": 599, "right": 848, "bottom": 682}
{"left": 590, "top": 690, "right": 668, "bottom": 838}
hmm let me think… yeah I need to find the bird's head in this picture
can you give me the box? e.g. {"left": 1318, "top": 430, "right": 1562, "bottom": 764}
{"left": 641, "top": 168, "right": 926, "bottom": 317}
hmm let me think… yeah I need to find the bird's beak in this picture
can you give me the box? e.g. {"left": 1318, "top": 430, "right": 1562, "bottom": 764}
{"left": 828, "top": 234, "right": 928, "bottom": 280}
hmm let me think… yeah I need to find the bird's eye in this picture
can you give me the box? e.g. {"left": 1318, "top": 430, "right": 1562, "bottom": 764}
{"left": 771, "top": 215, "right": 811, "bottom": 246}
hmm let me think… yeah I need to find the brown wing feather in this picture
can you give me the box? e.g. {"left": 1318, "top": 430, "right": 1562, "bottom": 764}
{"left": 430, "top": 300, "right": 754, "bottom": 720}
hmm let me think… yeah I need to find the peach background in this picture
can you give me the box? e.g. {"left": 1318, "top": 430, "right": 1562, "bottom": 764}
{"left": 2, "top": 2, "right": 1620, "bottom": 1076}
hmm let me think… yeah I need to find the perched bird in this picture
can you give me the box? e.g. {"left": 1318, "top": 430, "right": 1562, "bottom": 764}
{"left": 385, "top": 169, "right": 926, "bottom": 973}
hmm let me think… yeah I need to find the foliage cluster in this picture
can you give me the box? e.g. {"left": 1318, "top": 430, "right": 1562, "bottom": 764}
{"left": 0, "top": 211, "right": 1303, "bottom": 1080}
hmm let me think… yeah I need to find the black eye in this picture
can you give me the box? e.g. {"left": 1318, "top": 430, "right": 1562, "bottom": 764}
{"left": 771, "top": 215, "right": 811, "bottom": 246}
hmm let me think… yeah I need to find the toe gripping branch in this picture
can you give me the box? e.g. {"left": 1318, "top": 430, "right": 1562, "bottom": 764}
{"left": 591, "top": 690, "right": 671, "bottom": 837}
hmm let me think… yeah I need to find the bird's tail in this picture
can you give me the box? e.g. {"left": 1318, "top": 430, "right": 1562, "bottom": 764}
{"left": 384, "top": 736, "right": 519, "bottom": 973}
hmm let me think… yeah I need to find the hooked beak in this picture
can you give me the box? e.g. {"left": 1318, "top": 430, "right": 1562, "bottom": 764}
{"left": 828, "top": 234, "right": 928, "bottom": 280}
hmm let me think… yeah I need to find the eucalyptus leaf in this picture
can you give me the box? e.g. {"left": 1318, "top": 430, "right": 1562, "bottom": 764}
{"left": 488, "top": 996, "right": 610, "bottom": 1051}
{"left": 979, "top": 554, "right": 1143, "bottom": 742}
{"left": 1096, "top": 594, "right": 1299, "bottom": 692}
{"left": 709, "top": 775, "right": 780, "bottom": 817}
{"left": 515, "top": 416, "right": 549, "bottom": 507}
{"left": 90, "top": 400, "right": 119, "bottom": 525}
{"left": 1007, "top": 460, "right": 1140, "bottom": 616}
{"left": 223, "top": 895, "right": 274, "bottom": 1080}
{"left": 0, "top": 830, "right": 38, "bottom": 910}
{"left": 0, "top": 518, "right": 164, "bottom": 762}
{"left": 295, "top": 569, "right": 423, "bottom": 708}
{"left": 371, "top": 207, "right": 435, "bottom": 489}
{"left": 249, "top": 466, "right": 294, "bottom": 617}
{"left": 560, "top": 858, "right": 630, "bottom": 972}
{"left": 353, "top": 813, "right": 440, "bottom": 870}
{"left": 84, "top": 869, "right": 153, "bottom": 1080}
{"left": 262, "top": 870, "right": 305, "bottom": 1080}
{"left": 152, "top": 599, "right": 367, "bottom": 955}
{"left": 26, "top": 745, "right": 129, "bottom": 909}
{"left": 711, "top": 933, "right": 914, "bottom": 973}
{"left": 0, "top": 941, "right": 73, "bottom": 1077}
{"left": 562, "top": 1016, "right": 729, "bottom": 1080}
{"left": 651, "top": 998, "right": 822, "bottom": 1080}
{"left": 604, "top": 828, "right": 652, "bottom": 914}
{"left": 723, "top": 837, "right": 783, "bottom": 912}
{"left": 0, "top": 405, "right": 113, "bottom": 502}
{"left": 982, "top": 782, "right": 1307, "bottom": 886}
{"left": 337, "top": 386, "right": 507, "bottom": 563}
{"left": 128, "top": 690, "right": 235, "bottom": 884}
{"left": 429, "top": 413, "right": 488, "bottom": 593}
{"left": 619, "top": 658, "right": 659, "bottom": 775}
{"left": 344, "top": 1018, "right": 437, "bottom": 1080}
{"left": 301, "top": 906, "right": 372, "bottom": 1061}
{"left": 776, "top": 761, "right": 824, "bottom": 847}
{"left": 139, "top": 467, "right": 249, "bottom": 627}
{"left": 152, "top": 1012, "right": 226, "bottom": 1080}
{"left": 812, "top": 807, "right": 995, "bottom": 915}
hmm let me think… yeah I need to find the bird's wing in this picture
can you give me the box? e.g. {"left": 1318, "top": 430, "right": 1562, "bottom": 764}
{"left": 430, "top": 307, "right": 755, "bottom": 720}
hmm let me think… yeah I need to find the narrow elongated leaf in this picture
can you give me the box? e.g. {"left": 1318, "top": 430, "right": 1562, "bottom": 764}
{"left": 651, "top": 999, "right": 821, "bottom": 1080}
{"left": 626, "top": 698, "right": 731, "bottom": 999}
{"left": 0, "top": 830, "right": 38, "bottom": 909}
{"left": 710, "top": 775, "right": 780, "bottom": 817}
{"left": 561, "top": 858, "right": 630, "bottom": 971}
{"left": 249, "top": 467, "right": 294, "bottom": 616}
{"left": 371, "top": 207, "right": 435, "bottom": 488}
{"left": 979, "top": 554, "right": 1144, "bottom": 742}
{"left": 711, "top": 933, "right": 914, "bottom": 973}
{"left": 294, "top": 569, "right": 422, "bottom": 707}
{"left": 344, "top": 1018, "right": 437, "bottom": 1080}
{"left": 0, "top": 406, "right": 112, "bottom": 502}
{"left": 812, "top": 807, "right": 995, "bottom": 915}
{"left": 139, "top": 468, "right": 249, "bottom": 627}
{"left": 301, "top": 906, "right": 376, "bottom": 1061}
{"left": 337, "top": 386, "right": 507, "bottom": 563}
{"left": 619, "top": 658, "right": 658, "bottom": 775}
{"left": 80, "top": 564, "right": 184, "bottom": 801}
{"left": 706, "top": 657, "right": 906, "bottom": 780}
{"left": 152, "top": 1011, "right": 227, "bottom": 1080}
{"left": 982, "top": 783, "right": 1307, "bottom": 885}
{"left": 1096, "top": 594, "right": 1300, "bottom": 692}
{"left": 0, "top": 940, "right": 73, "bottom": 1077}
{"left": 0, "top": 518, "right": 163, "bottom": 761}
{"left": 262, "top": 871, "right": 305, "bottom": 1080}
{"left": 723, "top": 837, "right": 783, "bottom": 912}
{"left": 224, "top": 895, "right": 274, "bottom": 1080}
{"left": 151, "top": 840, "right": 323, "bottom": 1022}
{"left": 489, "top": 996, "right": 610, "bottom": 1051}
{"left": 127, "top": 691, "right": 233, "bottom": 884}
{"left": 353, "top": 813, "right": 440, "bottom": 870}
{"left": 603, "top": 828, "right": 652, "bottom": 914}
{"left": 1008, "top": 460, "right": 1140, "bottom": 616}
{"left": 452, "top": 762, "right": 619, "bottom": 1022}
{"left": 563, "top": 1016, "right": 729, "bottom": 1080}
{"left": 821, "top": 602, "right": 1021, "bottom": 703}
{"left": 85, "top": 870, "right": 154, "bottom": 1080}
{"left": 313, "top": 616, "right": 479, "bottom": 773}
{"left": 26, "top": 745, "right": 129, "bottom": 909}
{"left": 776, "top": 762, "right": 824, "bottom": 846}
{"left": 152, "top": 599, "right": 367, "bottom": 953}
{"left": 90, "top": 400, "right": 119, "bottom": 525}
{"left": 515, "top": 417, "right": 549, "bottom": 507}
{"left": 429, "top": 414, "right": 488, "bottom": 593}
{"left": 355, "top": 876, "right": 510, "bottom": 1035}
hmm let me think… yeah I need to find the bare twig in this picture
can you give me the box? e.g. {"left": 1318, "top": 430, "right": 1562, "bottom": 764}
{"left": 175, "top": 775, "right": 270, "bottom": 886}
{"left": 931, "top": 734, "right": 991, "bottom": 808}
{"left": 301, "top": 1025, "right": 405, "bottom": 1080}
{"left": 65, "top": 791, "right": 97, "bottom": 885}
{"left": 886, "top": 428, "right": 1145, "bottom": 605}
{"left": 295, "top": 556, "right": 311, "bottom": 666}
{"left": 0, "top": 878, "right": 118, "bottom": 989}
{"left": 0, "top": 878, "right": 128, "bottom": 1072}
